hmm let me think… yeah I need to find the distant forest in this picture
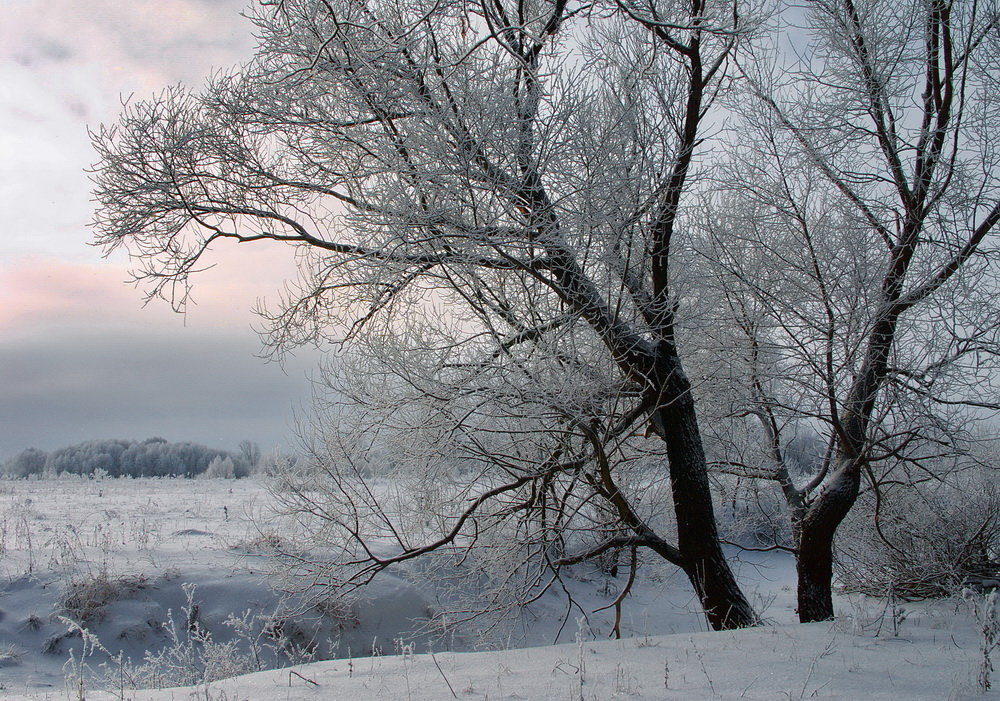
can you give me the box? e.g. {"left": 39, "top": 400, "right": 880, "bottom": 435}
{"left": 1, "top": 438, "right": 262, "bottom": 478}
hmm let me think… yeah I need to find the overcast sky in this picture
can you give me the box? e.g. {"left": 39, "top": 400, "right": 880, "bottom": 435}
{"left": 0, "top": 0, "right": 317, "bottom": 460}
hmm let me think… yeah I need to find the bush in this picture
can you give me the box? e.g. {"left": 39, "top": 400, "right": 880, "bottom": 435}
{"left": 712, "top": 474, "right": 792, "bottom": 549}
{"left": 202, "top": 456, "right": 237, "bottom": 479}
{"left": 1, "top": 447, "right": 48, "bottom": 477}
{"left": 837, "top": 473, "right": 1000, "bottom": 600}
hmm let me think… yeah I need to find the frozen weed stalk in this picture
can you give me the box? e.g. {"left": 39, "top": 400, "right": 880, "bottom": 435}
{"left": 613, "top": 661, "right": 640, "bottom": 695}
{"left": 0, "top": 643, "right": 22, "bottom": 668}
{"left": 60, "top": 618, "right": 110, "bottom": 701}
{"left": 689, "top": 636, "right": 716, "bottom": 698}
{"left": 91, "top": 582, "right": 319, "bottom": 691}
{"left": 964, "top": 588, "right": 999, "bottom": 691}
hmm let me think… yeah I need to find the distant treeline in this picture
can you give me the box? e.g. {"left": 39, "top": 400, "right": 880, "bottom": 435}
{"left": 1, "top": 438, "right": 264, "bottom": 478}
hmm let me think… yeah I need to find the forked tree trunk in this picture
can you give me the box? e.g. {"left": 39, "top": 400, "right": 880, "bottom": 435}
{"left": 792, "top": 311, "right": 897, "bottom": 621}
{"left": 794, "top": 460, "right": 862, "bottom": 623}
{"left": 653, "top": 374, "right": 759, "bottom": 630}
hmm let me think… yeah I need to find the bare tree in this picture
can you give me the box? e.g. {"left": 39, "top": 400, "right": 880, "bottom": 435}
{"left": 693, "top": 0, "right": 1000, "bottom": 621}
{"left": 239, "top": 440, "right": 262, "bottom": 474}
{"left": 92, "top": 0, "right": 762, "bottom": 629}
{"left": 271, "top": 341, "right": 680, "bottom": 642}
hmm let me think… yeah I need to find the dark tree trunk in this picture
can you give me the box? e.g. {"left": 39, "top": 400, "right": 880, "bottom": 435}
{"left": 794, "top": 458, "right": 862, "bottom": 623}
{"left": 653, "top": 362, "right": 758, "bottom": 630}
{"left": 795, "top": 523, "right": 836, "bottom": 622}
{"left": 686, "top": 539, "right": 760, "bottom": 630}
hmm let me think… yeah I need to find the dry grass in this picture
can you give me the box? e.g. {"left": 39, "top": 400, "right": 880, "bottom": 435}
{"left": 59, "top": 573, "right": 150, "bottom": 624}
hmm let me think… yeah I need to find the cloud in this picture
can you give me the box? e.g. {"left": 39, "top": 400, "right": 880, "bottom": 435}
{"left": 0, "top": 0, "right": 255, "bottom": 260}
{"left": 0, "top": 324, "right": 315, "bottom": 459}
{"left": 0, "top": 258, "right": 139, "bottom": 331}
{"left": 0, "top": 249, "right": 313, "bottom": 460}
{"left": 28, "top": 37, "right": 75, "bottom": 64}
{"left": 2, "top": 0, "right": 253, "bottom": 83}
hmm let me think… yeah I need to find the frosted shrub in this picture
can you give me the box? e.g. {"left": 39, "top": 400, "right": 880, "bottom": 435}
{"left": 202, "top": 456, "right": 237, "bottom": 479}
{"left": 711, "top": 474, "right": 791, "bottom": 548}
{"left": 837, "top": 475, "right": 1000, "bottom": 600}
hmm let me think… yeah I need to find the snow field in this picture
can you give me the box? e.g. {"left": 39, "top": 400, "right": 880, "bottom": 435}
{"left": 0, "top": 476, "right": 996, "bottom": 699}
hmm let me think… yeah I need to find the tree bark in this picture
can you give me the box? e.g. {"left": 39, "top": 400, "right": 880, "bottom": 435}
{"left": 652, "top": 356, "right": 759, "bottom": 630}
{"left": 795, "top": 523, "right": 837, "bottom": 622}
{"left": 794, "top": 458, "right": 862, "bottom": 622}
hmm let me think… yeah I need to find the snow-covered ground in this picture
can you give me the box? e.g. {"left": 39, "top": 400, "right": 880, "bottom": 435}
{"left": 0, "top": 476, "right": 996, "bottom": 699}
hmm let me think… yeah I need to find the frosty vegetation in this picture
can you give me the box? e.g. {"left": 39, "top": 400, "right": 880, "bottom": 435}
{"left": 1, "top": 439, "right": 266, "bottom": 479}
{"left": 88, "top": 0, "right": 1000, "bottom": 641}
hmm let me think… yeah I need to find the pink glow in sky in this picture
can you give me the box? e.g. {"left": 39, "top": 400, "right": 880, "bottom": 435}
{"left": 0, "top": 246, "right": 300, "bottom": 335}
{"left": 0, "top": 1, "right": 316, "bottom": 459}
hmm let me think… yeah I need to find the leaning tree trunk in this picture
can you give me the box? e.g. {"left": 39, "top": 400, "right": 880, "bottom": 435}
{"left": 653, "top": 361, "right": 759, "bottom": 630}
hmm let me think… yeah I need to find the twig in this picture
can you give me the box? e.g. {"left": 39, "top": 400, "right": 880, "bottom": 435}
{"left": 289, "top": 669, "right": 319, "bottom": 687}
{"left": 594, "top": 544, "right": 638, "bottom": 639}
{"left": 431, "top": 651, "right": 459, "bottom": 699}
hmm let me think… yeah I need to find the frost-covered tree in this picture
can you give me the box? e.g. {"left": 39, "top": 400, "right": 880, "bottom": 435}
{"left": 692, "top": 0, "right": 1000, "bottom": 621}
{"left": 91, "top": 0, "right": 764, "bottom": 629}
{"left": 45, "top": 439, "right": 133, "bottom": 476}
{"left": 3, "top": 439, "right": 248, "bottom": 478}
{"left": 239, "top": 441, "right": 262, "bottom": 474}
{"left": 203, "top": 455, "right": 238, "bottom": 479}
{"left": 2, "top": 447, "right": 49, "bottom": 478}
